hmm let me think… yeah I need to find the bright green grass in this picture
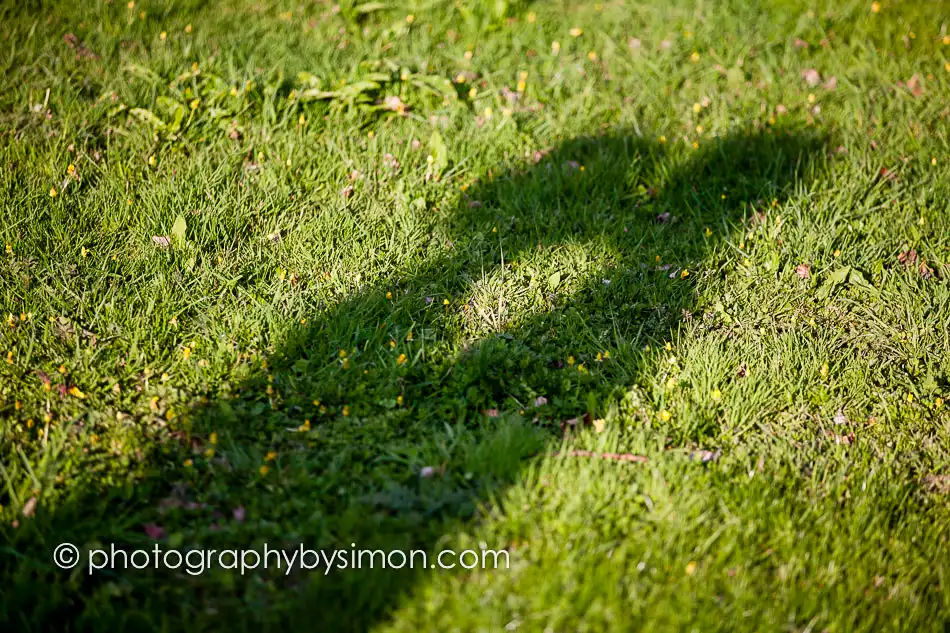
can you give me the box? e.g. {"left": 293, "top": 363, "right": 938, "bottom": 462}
{"left": 2, "top": 0, "right": 950, "bottom": 630}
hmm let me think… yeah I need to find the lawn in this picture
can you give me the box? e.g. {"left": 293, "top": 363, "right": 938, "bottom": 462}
{"left": 2, "top": 0, "right": 950, "bottom": 630}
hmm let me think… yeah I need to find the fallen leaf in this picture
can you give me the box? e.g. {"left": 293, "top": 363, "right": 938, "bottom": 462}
{"left": 63, "top": 33, "right": 99, "bottom": 60}
{"left": 22, "top": 496, "right": 37, "bottom": 518}
{"left": 897, "top": 250, "right": 918, "bottom": 267}
{"left": 795, "top": 264, "right": 811, "bottom": 278}
{"left": 152, "top": 235, "right": 171, "bottom": 248}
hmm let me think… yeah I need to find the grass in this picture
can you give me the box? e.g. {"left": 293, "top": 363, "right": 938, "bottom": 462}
{"left": 1, "top": 0, "right": 950, "bottom": 630}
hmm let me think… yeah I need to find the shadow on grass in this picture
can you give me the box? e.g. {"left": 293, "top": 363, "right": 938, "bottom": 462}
{"left": 4, "top": 126, "right": 825, "bottom": 631}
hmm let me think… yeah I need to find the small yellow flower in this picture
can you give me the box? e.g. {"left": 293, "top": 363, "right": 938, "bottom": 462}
{"left": 442, "top": 298, "right": 450, "bottom": 305}
{"left": 567, "top": 356, "right": 575, "bottom": 366}
{"left": 833, "top": 249, "right": 841, "bottom": 257}
{"left": 870, "top": 2, "right": 880, "bottom": 13}
{"left": 184, "top": 459, "right": 193, "bottom": 467}
{"left": 185, "top": 23, "right": 193, "bottom": 33}
{"left": 81, "top": 246, "right": 87, "bottom": 257}
{"left": 660, "top": 409, "right": 672, "bottom": 422}
{"left": 468, "top": 87, "right": 477, "bottom": 99}
{"left": 182, "top": 346, "right": 191, "bottom": 359}
{"left": 658, "top": 135, "right": 667, "bottom": 144}
{"left": 259, "top": 465, "right": 269, "bottom": 475}
{"left": 159, "top": 31, "right": 167, "bottom": 41}
{"left": 690, "top": 51, "right": 701, "bottom": 62}
{"left": 935, "top": 397, "right": 944, "bottom": 409}
{"left": 68, "top": 386, "right": 86, "bottom": 399}
{"left": 711, "top": 388, "right": 722, "bottom": 401}
{"left": 517, "top": 80, "right": 527, "bottom": 91}
{"left": 551, "top": 41, "right": 561, "bottom": 54}
{"left": 127, "top": 1, "right": 134, "bottom": 8}
{"left": 455, "top": 73, "right": 466, "bottom": 84}
{"left": 405, "top": 14, "right": 415, "bottom": 23}
{"left": 397, "top": 395, "right": 404, "bottom": 406}
{"left": 587, "top": 51, "right": 597, "bottom": 61}
{"left": 4, "top": 243, "right": 10, "bottom": 254}
{"left": 397, "top": 353, "right": 408, "bottom": 365}
{"left": 820, "top": 363, "right": 829, "bottom": 379}
{"left": 569, "top": 27, "right": 583, "bottom": 37}
{"left": 386, "top": 291, "right": 393, "bottom": 299}
{"left": 210, "top": 432, "right": 218, "bottom": 445}
{"left": 692, "top": 102, "right": 701, "bottom": 113}
{"left": 943, "top": 36, "right": 950, "bottom": 45}
{"left": 339, "top": 349, "right": 347, "bottom": 358}
{"left": 204, "top": 448, "right": 215, "bottom": 458}
{"left": 907, "top": 393, "right": 914, "bottom": 403}
{"left": 67, "top": 163, "right": 75, "bottom": 175}
{"left": 148, "top": 155, "right": 156, "bottom": 166}
{"left": 685, "top": 561, "right": 697, "bottom": 576}
{"left": 464, "top": 50, "right": 473, "bottom": 59}
{"left": 49, "top": 186, "right": 57, "bottom": 197}
{"left": 705, "top": 227, "right": 712, "bottom": 237}
{"left": 526, "top": 12, "right": 536, "bottom": 23}
{"left": 190, "top": 98, "right": 200, "bottom": 110}
{"left": 265, "top": 451, "right": 277, "bottom": 462}
{"left": 5, "top": 351, "right": 12, "bottom": 364}
{"left": 932, "top": 157, "right": 937, "bottom": 166}
{"left": 807, "top": 93, "right": 816, "bottom": 104}
{"left": 342, "top": 405, "right": 350, "bottom": 416}
{"left": 681, "top": 269, "right": 690, "bottom": 279}
{"left": 665, "top": 377, "right": 677, "bottom": 390}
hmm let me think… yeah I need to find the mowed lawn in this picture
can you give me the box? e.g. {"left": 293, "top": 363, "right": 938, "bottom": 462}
{"left": 2, "top": 0, "right": 950, "bottom": 630}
